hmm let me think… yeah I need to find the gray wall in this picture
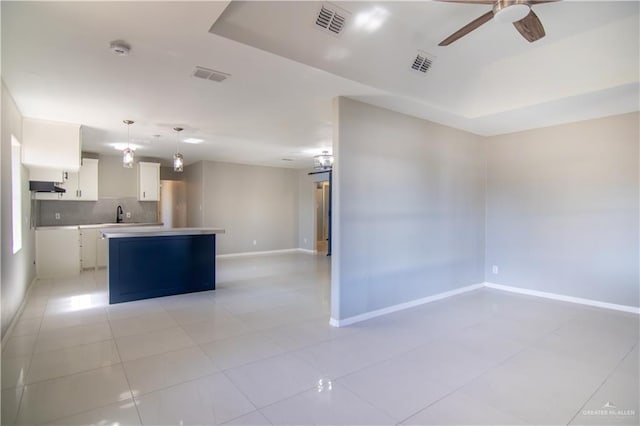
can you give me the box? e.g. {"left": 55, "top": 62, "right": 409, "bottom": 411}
{"left": 485, "top": 112, "right": 640, "bottom": 307}
{"left": 333, "top": 97, "right": 486, "bottom": 320}
{"left": 161, "top": 166, "right": 185, "bottom": 181}
{"left": 200, "top": 161, "right": 299, "bottom": 255}
{"left": 184, "top": 161, "right": 204, "bottom": 227}
{"left": 98, "top": 154, "right": 137, "bottom": 198}
{"left": 1, "top": 81, "right": 36, "bottom": 338}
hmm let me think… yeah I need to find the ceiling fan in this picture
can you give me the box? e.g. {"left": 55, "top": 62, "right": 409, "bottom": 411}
{"left": 436, "top": 0, "right": 559, "bottom": 46}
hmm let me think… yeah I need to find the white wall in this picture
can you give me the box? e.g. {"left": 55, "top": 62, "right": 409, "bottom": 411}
{"left": 333, "top": 97, "right": 486, "bottom": 321}
{"left": 1, "top": 81, "right": 36, "bottom": 338}
{"left": 486, "top": 112, "right": 639, "bottom": 307}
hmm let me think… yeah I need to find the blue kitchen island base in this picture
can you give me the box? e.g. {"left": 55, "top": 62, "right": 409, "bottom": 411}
{"left": 107, "top": 233, "right": 217, "bottom": 304}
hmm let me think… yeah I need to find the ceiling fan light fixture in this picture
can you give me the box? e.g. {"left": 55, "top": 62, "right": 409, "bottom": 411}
{"left": 493, "top": 1, "right": 531, "bottom": 23}
{"left": 314, "top": 151, "right": 334, "bottom": 170}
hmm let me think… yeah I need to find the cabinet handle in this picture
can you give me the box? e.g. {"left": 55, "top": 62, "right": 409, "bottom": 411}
{"left": 143, "top": 191, "right": 146, "bottom": 199}
{"left": 79, "top": 190, "right": 82, "bottom": 198}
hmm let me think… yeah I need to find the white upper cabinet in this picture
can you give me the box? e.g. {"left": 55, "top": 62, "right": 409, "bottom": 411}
{"left": 138, "top": 162, "right": 160, "bottom": 201}
{"left": 35, "top": 158, "right": 99, "bottom": 201}
{"left": 22, "top": 118, "right": 82, "bottom": 173}
{"left": 77, "top": 158, "right": 99, "bottom": 200}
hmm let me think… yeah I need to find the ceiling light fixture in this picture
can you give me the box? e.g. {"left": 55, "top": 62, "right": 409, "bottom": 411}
{"left": 173, "top": 127, "right": 184, "bottom": 172}
{"left": 353, "top": 6, "right": 389, "bottom": 32}
{"left": 493, "top": 0, "right": 530, "bottom": 23}
{"left": 182, "top": 138, "right": 203, "bottom": 144}
{"left": 314, "top": 151, "right": 333, "bottom": 170}
{"left": 122, "top": 120, "right": 135, "bottom": 168}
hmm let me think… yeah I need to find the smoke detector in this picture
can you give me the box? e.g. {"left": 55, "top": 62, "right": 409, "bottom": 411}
{"left": 109, "top": 40, "right": 131, "bottom": 56}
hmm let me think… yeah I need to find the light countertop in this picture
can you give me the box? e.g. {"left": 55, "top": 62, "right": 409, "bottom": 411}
{"left": 100, "top": 227, "right": 225, "bottom": 238}
{"left": 36, "top": 223, "right": 162, "bottom": 231}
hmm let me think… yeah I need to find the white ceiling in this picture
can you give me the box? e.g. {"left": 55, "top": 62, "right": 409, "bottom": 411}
{"left": 2, "top": 1, "right": 638, "bottom": 169}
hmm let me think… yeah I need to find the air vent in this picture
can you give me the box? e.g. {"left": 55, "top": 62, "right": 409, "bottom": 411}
{"left": 192, "top": 66, "right": 230, "bottom": 82}
{"left": 315, "top": 3, "right": 350, "bottom": 36}
{"left": 411, "top": 51, "right": 435, "bottom": 74}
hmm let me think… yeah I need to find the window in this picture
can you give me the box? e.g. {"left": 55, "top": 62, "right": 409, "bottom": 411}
{"left": 11, "top": 135, "right": 22, "bottom": 254}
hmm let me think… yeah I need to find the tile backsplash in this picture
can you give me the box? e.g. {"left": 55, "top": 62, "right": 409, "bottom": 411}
{"left": 37, "top": 197, "right": 158, "bottom": 226}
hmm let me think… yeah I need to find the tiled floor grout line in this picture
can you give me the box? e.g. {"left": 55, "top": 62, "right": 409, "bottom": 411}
{"left": 392, "top": 312, "right": 576, "bottom": 425}
{"left": 104, "top": 285, "right": 145, "bottom": 426}
{"left": 9, "top": 277, "right": 48, "bottom": 425}
{"left": 565, "top": 340, "right": 639, "bottom": 426}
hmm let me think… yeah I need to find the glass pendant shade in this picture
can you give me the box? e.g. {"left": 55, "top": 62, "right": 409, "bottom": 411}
{"left": 123, "top": 147, "right": 134, "bottom": 168}
{"left": 173, "top": 127, "right": 184, "bottom": 173}
{"left": 314, "top": 151, "right": 334, "bottom": 170}
{"left": 173, "top": 153, "right": 184, "bottom": 172}
{"left": 122, "top": 119, "right": 135, "bottom": 168}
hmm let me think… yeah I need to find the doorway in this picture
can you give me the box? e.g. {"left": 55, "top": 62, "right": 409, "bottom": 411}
{"left": 315, "top": 181, "right": 330, "bottom": 254}
{"left": 159, "top": 180, "right": 187, "bottom": 228}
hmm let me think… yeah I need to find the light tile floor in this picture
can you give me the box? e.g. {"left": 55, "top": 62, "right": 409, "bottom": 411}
{"left": 2, "top": 253, "right": 638, "bottom": 425}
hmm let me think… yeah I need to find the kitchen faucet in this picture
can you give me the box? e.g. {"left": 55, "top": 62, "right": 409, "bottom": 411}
{"left": 116, "top": 205, "right": 124, "bottom": 223}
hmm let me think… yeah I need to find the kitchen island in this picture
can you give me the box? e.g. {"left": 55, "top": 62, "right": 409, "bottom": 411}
{"left": 101, "top": 227, "right": 225, "bottom": 304}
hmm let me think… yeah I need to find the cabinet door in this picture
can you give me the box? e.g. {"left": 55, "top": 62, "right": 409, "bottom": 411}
{"left": 36, "top": 228, "right": 81, "bottom": 278}
{"left": 78, "top": 158, "right": 99, "bottom": 201}
{"left": 97, "top": 233, "right": 107, "bottom": 268}
{"left": 80, "top": 229, "right": 97, "bottom": 269}
{"left": 59, "top": 171, "right": 79, "bottom": 200}
{"left": 138, "top": 162, "right": 160, "bottom": 201}
{"left": 34, "top": 170, "right": 69, "bottom": 200}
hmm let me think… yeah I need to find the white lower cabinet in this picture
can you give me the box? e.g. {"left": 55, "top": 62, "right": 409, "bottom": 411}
{"left": 80, "top": 229, "right": 97, "bottom": 269}
{"left": 35, "top": 228, "right": 81, "bottom": 278}
{"left": 79, "top": 228, "right": 108, "bottom": 270}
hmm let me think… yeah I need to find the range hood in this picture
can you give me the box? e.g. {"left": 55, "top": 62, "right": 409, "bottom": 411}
{"left": 29, "top": 181, "right": 66, "bottom": 193}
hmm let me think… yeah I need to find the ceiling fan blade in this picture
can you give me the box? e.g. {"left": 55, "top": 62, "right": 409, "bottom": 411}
{"left": 439, "top": 10, "right": 494, "bottom": 46}
{"left": 513, "top": 9, "right": 546, "bottom": 42}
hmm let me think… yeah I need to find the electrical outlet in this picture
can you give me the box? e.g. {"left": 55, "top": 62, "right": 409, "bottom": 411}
{"left": 55, "top": 213, "right": 61, "bottom": 220}
{"left": 492, "top": 265, "right": 499, "bottom": 274}
{"left": 304, "top": 238, "right": 308, "bottom": 244}
{"left": 252, "top": 240, "right": 257, "bottom": 246}
{"left": 126, "top": 212, "right": 131, "bottom": 218}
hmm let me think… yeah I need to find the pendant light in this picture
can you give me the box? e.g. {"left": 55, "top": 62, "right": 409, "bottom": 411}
{"left": 122, "top": 120, "right": 135, "bottom": 168}
{"left": 313, "top": 150, "right": 333, "bottom": 170}
{"left": 173, "top": 127, "right": 184, "bottom": 172}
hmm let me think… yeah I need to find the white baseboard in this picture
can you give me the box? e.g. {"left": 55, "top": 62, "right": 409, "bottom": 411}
{"left": 2, "top": 276, "right": 38, "bottom": 348}
{"left": 217, "top": 248, "right": 317, "bottom": 259}
{"left": 329, "top": 282, "right": 485, "bottom": 327}
{"left": 484, "top": 282, "right": 640, "bottom": 315}
{"left": 217, "top": 249, "right": 297, "bottom": 259}
{"left": 297, "top": 248, "right": 318, "bottom": 255}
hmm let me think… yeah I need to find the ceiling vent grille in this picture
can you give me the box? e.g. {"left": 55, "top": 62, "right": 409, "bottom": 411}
{"left": 192, "top": 66, "right": 230, "bottom": 82}
{"left": 411, "top": 51, "right": 435, "bottom": 74}
{"left": 315, "top": 3, "right": 349, "bottom": 36}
